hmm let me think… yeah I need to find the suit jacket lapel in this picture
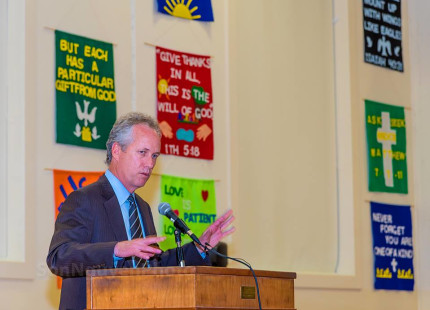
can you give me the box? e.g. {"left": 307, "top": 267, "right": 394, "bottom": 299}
{"left": 104, "top": 196, "right": 128, "bottom": 241}
{"left": 99, "top": 175, "right": 128, "bottom": 242}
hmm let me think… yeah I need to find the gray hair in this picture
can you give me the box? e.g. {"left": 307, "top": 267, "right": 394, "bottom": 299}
{"left": 105, "top": 112, "right": 161, "bottom": 165}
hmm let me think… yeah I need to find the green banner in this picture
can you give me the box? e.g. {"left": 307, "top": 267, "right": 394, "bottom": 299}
{"left": 365, "top": 99, "right": 408, "bottom": 193}
{"left": 55, "top": 30, "right": 116, "bottom": 149}
{"left": 159, "top": 175, "right": 217, "bottom": 251}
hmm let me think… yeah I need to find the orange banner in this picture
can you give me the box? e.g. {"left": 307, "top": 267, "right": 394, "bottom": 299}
{"left": 53, "top": 169, "right": 104, "bottom": 288}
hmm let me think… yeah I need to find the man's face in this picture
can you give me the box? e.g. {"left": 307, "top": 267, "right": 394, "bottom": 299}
{"left": 112, "top": 124, "right": 161, "bottom": 193}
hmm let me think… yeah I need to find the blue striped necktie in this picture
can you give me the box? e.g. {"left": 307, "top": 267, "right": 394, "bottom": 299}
{"left": 127, "top": 194, "right": 146, "bottom": 268}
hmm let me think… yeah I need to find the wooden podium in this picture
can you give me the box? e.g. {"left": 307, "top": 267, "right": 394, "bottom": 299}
{"left": 86, "top": 266, "right": 296, "bottom": 310}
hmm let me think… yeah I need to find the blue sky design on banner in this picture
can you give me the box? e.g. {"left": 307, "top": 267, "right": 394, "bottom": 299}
{"left": 156, "top": 0, "right": 214, "bottom": 22}
{"left": 371, "top": 201, "right": 414, "bottom": 291}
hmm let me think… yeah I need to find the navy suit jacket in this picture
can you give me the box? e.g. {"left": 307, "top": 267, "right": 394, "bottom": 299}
{"left": 47, "top": 175, "right": 208, "bottom": 310}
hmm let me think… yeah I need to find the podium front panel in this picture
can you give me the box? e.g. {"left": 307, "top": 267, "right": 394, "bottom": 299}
{"left": 86, "top": 266, "right": 296, "bottom": 310}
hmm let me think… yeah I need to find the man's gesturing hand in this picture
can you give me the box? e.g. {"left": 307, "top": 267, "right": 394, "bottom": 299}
{"left": 197, "top": 209, "right": 235, "bottom": 252}
{"left": 114, "top": 236, "right": 166, "bottom": 260}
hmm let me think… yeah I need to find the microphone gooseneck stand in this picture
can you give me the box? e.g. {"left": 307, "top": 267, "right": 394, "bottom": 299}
{"left": 174, "top": 228, "right": 185, "bottom": 267}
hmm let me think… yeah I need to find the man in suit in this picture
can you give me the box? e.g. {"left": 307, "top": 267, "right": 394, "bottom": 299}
{"left": 47, "top": 112, "right": 235, "bottom": 310}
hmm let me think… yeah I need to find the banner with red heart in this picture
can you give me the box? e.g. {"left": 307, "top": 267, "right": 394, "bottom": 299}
{"left": 159, "top": 174, "right": 216, "bottom": 251}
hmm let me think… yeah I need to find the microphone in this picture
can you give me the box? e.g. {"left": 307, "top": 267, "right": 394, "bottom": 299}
{"left": 158, "top": 202, "right": 203, "bottom": 246}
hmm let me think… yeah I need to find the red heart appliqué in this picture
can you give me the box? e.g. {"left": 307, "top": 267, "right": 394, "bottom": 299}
{"left": 173, "top": 209, "right": 179, "bottom": 216}
{"left": 202, "top": 190, "right": 209, "bottom": 202}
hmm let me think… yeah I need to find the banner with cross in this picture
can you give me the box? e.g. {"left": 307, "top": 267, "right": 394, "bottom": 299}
{"left": 158, "top": 174, "right": 216, "bottom": 251}
{"left": 55, "top": 30, "right": 117, "bottom": 149}
{"left": 370, "top": 201, "right": 414, "bottom": 291}
{"left": 365, "top": 99, "right": 408, "bottom": 193}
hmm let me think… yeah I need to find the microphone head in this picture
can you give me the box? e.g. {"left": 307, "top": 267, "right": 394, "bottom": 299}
{"left": 158, "top": 202, "right": 172, "bottom": 215}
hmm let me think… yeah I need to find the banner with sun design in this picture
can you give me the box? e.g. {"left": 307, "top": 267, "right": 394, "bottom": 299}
{"left": 156, "top": 0, "right": 214, "bottom": 22}
{"left": 159, "top": 174, "right": 217, "bottom": 251}
{"left": 156, "top": 46, "right": 214, "bottom": 160}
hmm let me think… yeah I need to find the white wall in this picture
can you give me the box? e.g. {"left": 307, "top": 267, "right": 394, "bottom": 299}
{"left": 229, "top": 0, "right": 421, "bottom": 310}
{"left": 228, "top": 0, "right": 339, "bottom": 273}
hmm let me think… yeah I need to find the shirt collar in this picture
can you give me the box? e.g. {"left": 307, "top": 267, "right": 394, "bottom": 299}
{"left": 105, "top": 169, "right": 133, "bottom": 207}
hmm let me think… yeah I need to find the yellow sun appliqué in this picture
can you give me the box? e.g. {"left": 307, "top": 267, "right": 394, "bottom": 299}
{"left": 164, "top": 0, "right": 201, "bottom": 20}
{"left": 158, "top": 75, "right": 171, "bottom": 100}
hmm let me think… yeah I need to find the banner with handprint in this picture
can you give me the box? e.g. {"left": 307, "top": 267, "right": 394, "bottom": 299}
{"left": 55, "top": 30, "right": 116, "bottom": 149}
{"left": 156, "top": 46, "right": 214, "bottom": 160}
{"left": 363, "top": 0, "right": 403, "bottom": 72}
{"left": 52, "top": 169, "right": 104, "bottom": 288}
{"left": 159, "top": 174, "right": 216, "bottom": 251}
